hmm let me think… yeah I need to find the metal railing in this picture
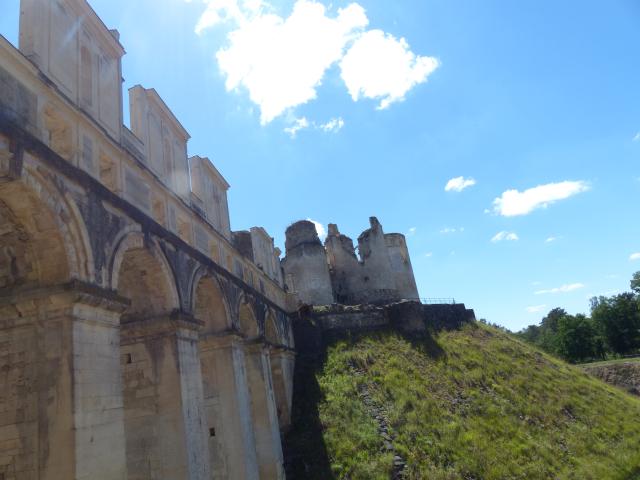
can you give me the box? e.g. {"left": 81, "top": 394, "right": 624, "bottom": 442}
{"left": 420, "top": 297, "right": 456, "bottom": 305}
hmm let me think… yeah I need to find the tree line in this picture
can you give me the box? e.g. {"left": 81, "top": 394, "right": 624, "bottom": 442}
{"left": 514, "top": 272, "right": 640, "bottom": 364}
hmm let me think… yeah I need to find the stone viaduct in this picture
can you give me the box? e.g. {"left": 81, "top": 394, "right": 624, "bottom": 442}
{"left": 0, "top": 0, "right": 295, "bottom": 478}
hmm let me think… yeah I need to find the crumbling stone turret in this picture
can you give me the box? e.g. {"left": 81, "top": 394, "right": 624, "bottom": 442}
{"left": 283, "top": 217, "right": 420, "bottom": 307}
{"left": 281, "top": 220, "right": 334, "bottom": 306}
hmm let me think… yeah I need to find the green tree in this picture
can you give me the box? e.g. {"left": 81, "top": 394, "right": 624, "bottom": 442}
{"left": 518, "top": 324, "right": 542, "bottom": 344}
{"left": 540, "top": 308, "right": 567, "bottom": 333}
{"left": 631, "top": 271, "right": 640, "bottom": 295}
{"left": 556, "top": 314, "right": 597, "bottom": 363}
{"left": 591, "top": 293, "right": 640, "bottom": 355}
{"left": 538, "top": 308, "right": 567, "bottom": 354}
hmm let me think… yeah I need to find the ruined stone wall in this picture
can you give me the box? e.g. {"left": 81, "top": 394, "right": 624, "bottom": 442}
{"left": 307, "top": 301, "right": 475, "bottom": 335}
{"left": 324, "top": 224, "right": 363, "bottom": 304}
{"left": 318, "top": 218, "right": 419, "bottom": 306}
{"left": 284, "top": 217, "right": 421, "bottom": 307}
{"left": 281, "top": 221, "right": 334, "bottom": 306}
{"left": 385, "top": 233, "right": 419, "bottom": 301}
{"left": 355, "top": 217, "right": 399, "bottom": 303}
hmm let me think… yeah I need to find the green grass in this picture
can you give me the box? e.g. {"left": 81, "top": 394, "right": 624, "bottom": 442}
{"left": 308, "top": 324, "right": 640, "bottom": 480}
{"left": 579, "top": 357, "right": 640, "bottom": 367}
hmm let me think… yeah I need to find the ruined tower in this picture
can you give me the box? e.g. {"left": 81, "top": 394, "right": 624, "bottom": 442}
{"left": 325, "top": 223, "right": 361, "bottom": 303}
{"left": 281, "top": 220, "right": 334, "bottom": 306}
{"left": 384, "top": 233, "right": 420, "bottom": 301}
{"left": 283, "top": 217, "right": 420, "bottom": 306}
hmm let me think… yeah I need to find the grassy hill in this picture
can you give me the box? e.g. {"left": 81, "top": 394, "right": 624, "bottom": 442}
{"left": 284, "top": 322, "right": 640, "bottom": 480}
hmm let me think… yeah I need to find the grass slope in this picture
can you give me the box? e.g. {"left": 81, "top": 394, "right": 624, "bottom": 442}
{"left": 291, "top": 323, "right": 640, "bottom": 480}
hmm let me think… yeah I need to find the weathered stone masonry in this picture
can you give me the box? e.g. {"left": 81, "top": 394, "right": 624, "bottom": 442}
{"left": 0, "top": 1, "right": 477, "bottom": 479}
{"left": 0, "top": 1, "right": 294, "bottom": 478}
{"left": 282, "top": 217, "right": 420, "bottom": 308}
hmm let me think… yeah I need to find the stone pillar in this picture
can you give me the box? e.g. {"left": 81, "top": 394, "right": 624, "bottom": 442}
{"left": 199, "top": 333, "right": 259, "bottom": 480}
{"left": 120, "top": 314, "right": 210, "bottom": 480}
{"left": 244, "top": 342, "right": 285, "bottom": 480}
{"left": 0, "top": 282, "right": 128, "bottom": 480}
{"left": 269, "top": 348, "right": 296, "bottom": 431}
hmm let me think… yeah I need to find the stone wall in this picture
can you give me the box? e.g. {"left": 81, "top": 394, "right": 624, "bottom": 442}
{"left": 311, "top": 304, "right": 388, "bottom": 331}
{"left": 281, "top": 221, "right": 334, "bottom": 306}
{"left": 284, "top": 217, "right": 420, "bottom": 308}
{"left": 583, "top": 361, "right": 640, "bottom": 396}
{"left": 307, "top": 301, "right": 475, "bottom": 334}
{"left": 384, "top": 233, "right": 420, "bottom": 301}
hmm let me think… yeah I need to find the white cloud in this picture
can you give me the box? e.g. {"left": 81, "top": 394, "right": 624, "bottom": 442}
{"left": 306, "top": 218, "right": 327, "bottom": 240}
{"left": 319, "top": 117, "right": 345, "bottom": 133}
{"left": 215, "top": 1, "right": 368, "bottom": 123}
{"left": 424, "top": 252, "right": 433, "bottom": 258}
{"left": 633, "top": 132, "right": 640, "bottom": 142}
{"left": 192, "top": 0, "right": 255, "bottom": 34}
{"left": 491, "top": 181, "right": 590, "bottom": 217}
{"left": 545, "top": 236, "right": 560, "bottom": 243}
{"left": 534, "top": 283, "right": 585, "bottom": 295}
{"left": 491, "top": 231, "right": 519, "bottom": 243}
{"left": 339, "top": 29, "right": 439, "bottom": 110}
{"left": 407, "top": 227, "right": 417, "bottom": 236}
{"left": 284, "top": 117, "right": 309, "bottom": 138}
{"left": 284, "top": 116, "right": 344, "bottom": 137}
{"left": 526, "top": 305, "right": 546, "bottom": 314}
{"left": 191, "top": 0, "right": 437, "bottom": 123}
{"left": 630, "top": 252, "right": 640, "bottom": 261}
{"left": 445, "top": 176, "right": 476, "bottom": 192}
{"left": 440, "top": 227, "right": 464, "bottom": 234}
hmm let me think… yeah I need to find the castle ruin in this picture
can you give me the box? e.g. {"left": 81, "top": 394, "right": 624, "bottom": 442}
{"left": 282, "top": 218, "right": 420, "bottom": 307}
{"left": 0, "top": 1, "right": 473, "bottom": 479}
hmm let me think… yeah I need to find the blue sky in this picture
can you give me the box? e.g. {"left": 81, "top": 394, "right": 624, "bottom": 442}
{"left": 2, "top": 0, "right": 639, "bottom": 330}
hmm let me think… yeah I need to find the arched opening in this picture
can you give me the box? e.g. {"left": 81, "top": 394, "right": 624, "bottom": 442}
{"left": 238, "top": 301, "right": 284, "bottom": 476}
{"left": 113, "top": 239, "right": 189, "bottom": 479}
{"left": 0, "top": 186, "right": 71, "bottom": 288}
{"left": 0, "top": 192, "right": 71, "bottom": 473}
{"left": 194, "top": 275, "right": 229, "bottom": 334}
{"left": 0, "top": 176, "right": 120, "bottom": 477}
{"left": 193, "top": 274, "right": 232, "bottom": 478}
{"left": 239, "top": 300, "right": 259, "bottom": 338}
{"left": 265, "top": 313, "right": 279, "bottom": 345}
{"left": 117, "top": 246, "right": 176, "bottom": 320}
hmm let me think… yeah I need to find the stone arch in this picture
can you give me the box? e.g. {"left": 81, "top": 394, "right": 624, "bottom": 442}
{"left": 191, "top": 268, "right": 231, "bottom": 334}
{"left": 110, "top": 232, "right": 179, "bottom": 319}
{"left": 238, "top": 297, "right": 259, "bottom": 338}
{"left": 265, "top": 310, "right": 280, "bottom": 345}
{"left": 0, "top": 167, "right": 92, "bottom": 287}
{"left": 0, "top": 170, "right": 101, "bottom": 479}
{"left": 106, "top": 224, "right": 141, "bottom": 287}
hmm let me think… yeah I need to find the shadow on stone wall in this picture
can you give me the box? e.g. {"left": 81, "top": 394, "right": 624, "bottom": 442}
{"left": 282, "top": 313, "right": 334, "bottom": 479}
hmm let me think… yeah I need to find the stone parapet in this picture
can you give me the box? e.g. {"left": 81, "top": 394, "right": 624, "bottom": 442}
{"left": 305, "top": 300, "right": 476, "bottom": 334}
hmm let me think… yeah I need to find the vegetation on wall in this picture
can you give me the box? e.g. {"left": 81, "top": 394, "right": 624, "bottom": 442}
{"left": 515, "top": 271, "right": 640, "bottom": 363}
{"left": 285, "top": 324, "right": 640, "bottom": 479}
